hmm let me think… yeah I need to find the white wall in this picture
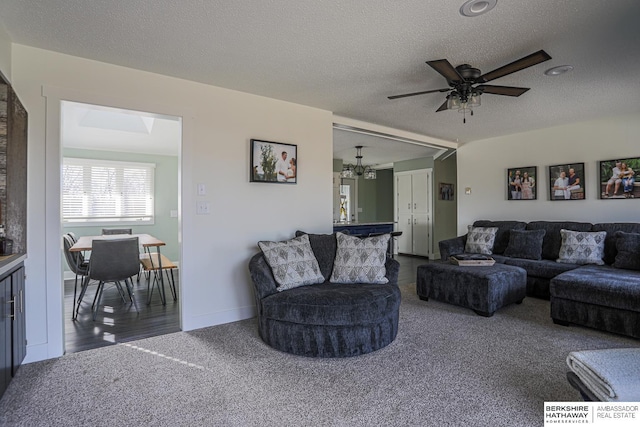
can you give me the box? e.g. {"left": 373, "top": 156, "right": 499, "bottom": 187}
{"left": 457, "top": 114, "right": 640, "bottom": 235}
{"left": 13, "top": 45, "right": 333, "bottom": 362}
{"left": 0, "top": 23, "right": 11, "bottom": 82}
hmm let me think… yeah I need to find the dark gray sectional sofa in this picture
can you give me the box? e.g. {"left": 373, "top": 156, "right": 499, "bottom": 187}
{"left": 439, "top": 220, "right": 640, "bottom": 339}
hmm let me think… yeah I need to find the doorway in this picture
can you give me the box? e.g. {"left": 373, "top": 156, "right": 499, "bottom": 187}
{"left": 60, "top": 101, "right": 182, "bottom": 353}
{"left": 339, "top": 178, "right": 357, "bottom": 222}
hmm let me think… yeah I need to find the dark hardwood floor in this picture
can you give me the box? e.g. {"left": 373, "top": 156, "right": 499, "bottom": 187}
{"left": 63, "top": 255, "right": 427, "bottom": 354}
{"left": 64, "top": 272, "right": 181, "bottom": 354}
{"left": 396, "top": 254, "right": 430, "bottom": 286}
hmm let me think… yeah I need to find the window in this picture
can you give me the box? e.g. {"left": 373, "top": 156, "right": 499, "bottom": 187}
{"left": 62, "top": 158, "right": 155, "bottom": 225}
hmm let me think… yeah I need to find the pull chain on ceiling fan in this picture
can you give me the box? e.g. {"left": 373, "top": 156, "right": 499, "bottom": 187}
{"left": 388, "top": 50, "right": 552, "bottom": 123}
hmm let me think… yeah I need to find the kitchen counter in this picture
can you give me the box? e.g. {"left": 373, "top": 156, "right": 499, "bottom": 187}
{"left": 333, "top": 222, "right": 395, "bottom": 236}
{"left": 0, "top": 253, "right": 27, "bottom": 276}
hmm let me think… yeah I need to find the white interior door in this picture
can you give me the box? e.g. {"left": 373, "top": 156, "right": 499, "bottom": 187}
{"left": 412, "top": 171, "right": 429, "bottom": 213}
{"left": 397, "top": 174, "right": 412, "bottom": 215}
{"left": 397, "top": 214, "right": 413, "bottom": 253}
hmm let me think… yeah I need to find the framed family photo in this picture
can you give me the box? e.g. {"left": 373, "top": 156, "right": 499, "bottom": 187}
{"left": 599, "top": 157, "right": 639, "bottom": 199}
{"left": 507, "top": 166, "right": 537, "bottom": 200}
{"left": 439, "top": 183, "right": 454, "bottom": 200}
{"left": 250, "top": 139, "right": 297, "bottom": 184}
{"left": 548, "top": 163, "right": 585, "bottom": 201}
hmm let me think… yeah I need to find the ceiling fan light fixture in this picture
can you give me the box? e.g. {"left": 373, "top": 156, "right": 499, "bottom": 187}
{"left": 447, "top": 93, "right": 461, "bottom": 110}
{"left": 468, "top": 92, "right": 481, "bottom": 108}
{"left": 460, "top": 0, "right": 497, "bottom": 17}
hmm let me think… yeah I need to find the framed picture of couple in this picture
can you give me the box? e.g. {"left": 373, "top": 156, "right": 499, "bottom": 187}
{"left": 548, "top": 163, "right": 585, "bottom": 201}
{"left": 250, "top": 139, "right": 297, "bottom": 184}
{"left": 599, "top": 158, "right": 639, "bottom": 199}
{"left": 507, "top": 166, "right": 537, "bottom": 200}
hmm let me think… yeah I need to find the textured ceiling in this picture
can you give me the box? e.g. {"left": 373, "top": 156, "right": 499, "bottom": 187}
{"left": 1, "top": 0, "right": 639, "bottom": 150}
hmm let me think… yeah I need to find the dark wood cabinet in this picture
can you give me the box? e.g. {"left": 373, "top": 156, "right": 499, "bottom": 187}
{"left": 0, "top": 263, "right": 25, "bottom": 399}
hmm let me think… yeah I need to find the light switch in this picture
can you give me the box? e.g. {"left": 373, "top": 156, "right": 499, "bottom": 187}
{"left": 197, "top": 183, "right": 206, "bottom": 196}
{"left": 465, "top": 187, "right": 472, "bottom": 195}
{"left": 196, "top": 201, "right": 211, "bottom": 215}
{"left": 170, "top": 210, "right": 178, "bottom": 218}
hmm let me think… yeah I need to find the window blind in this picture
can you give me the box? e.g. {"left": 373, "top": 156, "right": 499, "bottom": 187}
{"left": 62, "top": 158, "right": 155, "bottom": 224}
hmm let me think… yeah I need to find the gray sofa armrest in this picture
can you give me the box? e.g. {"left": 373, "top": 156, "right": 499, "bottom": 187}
{"left": 385, "top": 257, "right": 400, "bottom": 285}
{"left": 439, "top": 235, "right": 467, "bottom": 261}
{"left": 248, "top": 253, "right": 278, "bottom": 300}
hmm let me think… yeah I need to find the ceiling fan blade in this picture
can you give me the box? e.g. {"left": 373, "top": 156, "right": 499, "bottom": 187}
{"left": 478, "top": 50, "right": 551, "bottom": 83}
{"left": 426, "top": 59, "right": 464, "bottom": 82}
{"left": 388, "top": 88, "right": 449, "bottom": 100}
{"left": 477, "top": 85, "right": 530, "bottom": 97}
{"left": 435, "top": 100, "right": 449, "bottom": 112}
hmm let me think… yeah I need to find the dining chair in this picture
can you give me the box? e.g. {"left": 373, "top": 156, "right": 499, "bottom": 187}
{"left": 88, "top": 237, "right": 141, "bottom": 320}
{"left": 101, "top": 228, "right": 132, "bottom": 235}
{"left": 63, "top": 234, "right": 90, "bottom": 320}
{"left": 66, "top": 231, "right": 78, "bottom": 243}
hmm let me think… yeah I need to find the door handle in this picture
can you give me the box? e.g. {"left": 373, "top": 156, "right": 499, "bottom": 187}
{"left": 414, "top": 203, "right": 417, "bottom": 209}
{"left": 407, "top": 203, "right": 411, "bottom": 209}
{"left": 7, "top": 297, "right": 15, "bottom": 319}
{"left": 408, "top": 218, "right": 411, "bottom": 225}
{"left": 20, "top": 289, "right": 23, "bottom": 313}
{"left": 414, "top": 218, "right": 417, "bottom": 225}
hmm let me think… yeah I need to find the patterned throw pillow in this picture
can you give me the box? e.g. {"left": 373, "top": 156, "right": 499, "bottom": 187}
{"left": 503, "top": 229, "right": 546, "bottom": 260}
{"left": 613, "top": 231, "right": 640, "bottom": 271}
{"left": 465, "top": 226, "right": 498, "bottom": 255}
{"left": 557, "top": 229, "right": 606, "bottom": 265}
{"left": 330, "top": 233, "right": 390, "bottom": 284}
{"left": 258, "top": 234, "right": 325, "bottom": 291}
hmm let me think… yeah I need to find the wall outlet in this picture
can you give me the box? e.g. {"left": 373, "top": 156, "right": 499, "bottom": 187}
{"left": 197, "top": 183, "right": 206, "bottom": 196}
{"left": 196, "top": 201, "right": 211, "bottom": 215}
{"left": 170, "top": 210, "right": 178, "bottom": 218}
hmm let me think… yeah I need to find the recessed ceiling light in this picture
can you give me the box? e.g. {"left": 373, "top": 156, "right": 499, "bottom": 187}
{"left": 544, "top": 65, "right": 574, "bottom": 76}
{"left": 460, "top": 0, "right": 497, "bottom": 17}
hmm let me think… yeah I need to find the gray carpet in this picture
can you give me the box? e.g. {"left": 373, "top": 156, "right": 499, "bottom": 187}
{"left": 1, "top": 284, "right": 637, "bottom": 426}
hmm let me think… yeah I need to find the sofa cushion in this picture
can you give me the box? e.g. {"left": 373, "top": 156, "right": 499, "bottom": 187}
{"left": 550, "top": 265, "right": 640, "bottom": 312}
{"left": 613, "top": 231, "right": 640, "bottom": 271}
{"left": 465, "top": 226, "right": 498, "bottom": 254}
{"left": 557, "top": 229, "right": 606, "bottom": 265}
{"left": 258, "top": 234, "right": 325, "bottom": 291}
{"left": 504, "top": 229, "right": 546, "bottom": 260}
{"left": 525, "top": 221, "right": 593, "bottom": 260}
{"left": 295, "top": 230, "right": 338, "bottom": 280}
{"left": 592, "top": 223, "right": 640, "bottom": 265}
{"left": 503, "top": 257, "right": 581, "bottom": 279}
{"left": 473, "top": 220, "right": 527, "bottom": 255}
{"left": 261, "top": 283, "right": 400, "bottom": 326}
{"left": 330, "top": 233, "right": 390, "bottom": 284}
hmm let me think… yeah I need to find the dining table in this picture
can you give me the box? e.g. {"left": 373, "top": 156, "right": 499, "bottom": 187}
{"left": 69, "top": 233, "right": 170, "bottom": 304}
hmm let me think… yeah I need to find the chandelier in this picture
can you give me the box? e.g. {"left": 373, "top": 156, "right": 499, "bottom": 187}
{"left": 340, "top": 146, "right": 376, "bottom": 180}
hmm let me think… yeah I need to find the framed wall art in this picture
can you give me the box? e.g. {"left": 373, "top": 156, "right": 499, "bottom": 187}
{"left": 439, "top": 183, "right": 454, "bottom": 200}
{"left": 507, "top": 166, "right": 537, "bottom": 200}
{"left": 599, "top": 157, "right": 639, "bottom": 199}
{"left": 548, "top": 163, "right": 585, "bottom": 201}
{"left": 250, "top": 139, "right": 297, "bottom": 184}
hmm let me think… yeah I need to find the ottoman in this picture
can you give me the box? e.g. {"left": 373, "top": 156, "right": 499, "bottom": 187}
{"left": 416, "top": 262, "right": 527, "bottom": 316}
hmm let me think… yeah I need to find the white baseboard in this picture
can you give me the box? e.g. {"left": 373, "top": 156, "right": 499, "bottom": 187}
{"left": 182, "top": 305, "right": 256, "bottom": 331}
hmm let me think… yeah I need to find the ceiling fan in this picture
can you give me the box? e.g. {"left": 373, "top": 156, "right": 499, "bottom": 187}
{"left": 388, "top": 50, "right": 551, "bottom": 123}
